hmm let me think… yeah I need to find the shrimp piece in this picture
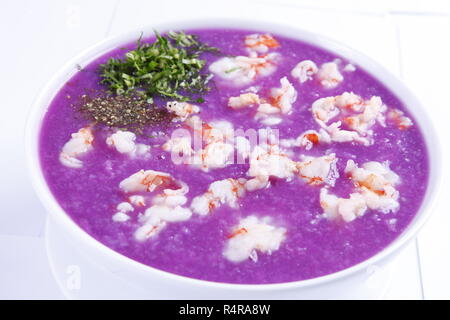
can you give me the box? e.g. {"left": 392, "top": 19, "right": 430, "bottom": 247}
{"left": 228, "top": 93, "right": 260, "bottom": 109}
{"left": 134, "top": 181, "right": 191, "bottom": 241}
{"left": 345, "top": 160, "right": 400, "bottom": 213}
{"left": 119, "top": 169, "right": 175, "bottom": 193}
{"left": 317, "top": 62, "right": 344, "bottom": 89}
{"left": 235, "top": 136, "right": 252, "bottom": 161}
{"left": 265, "top": 76, "right": 297, "bottom": 114}
{"left": 255, "top": 77, "right": 297, "bottom": 123}
{"left": 296, "top": 129, "right": 331, "bottom": 150}
{"left": 191, "top": 178, "right": 247, "bottom": 216}
{"left": 358, "top": 186, "right": 399, "bottom": 213}
{"left": 106, "top": 130, "right": 136, "bottom": 154}
{"left": 223, "top": 215, "right": 286, "bottom": 263}
{"left": 209, "top": 53, "right": 279, "bottom": 86}
{"left": 345, "top": 160, "right": 400, "bottom": 194}
{"left": 112, "top": 201, "right": 134, "bottom": 223}
{"left": 320, "top": 188, "right": 368, "bottom": 222}
{"left": 152, "top": 183, "right": 189, "bottom": 208}
{"left": 195, "top": 141, "right": 235, "bottom": 172}
{"left": 166, "top": 101, "right": 200, "bottom": 122}
{"left": 134, "top": 221, "right": 167, "bottom": 240}
{"left": 205, "top": 120, "right": 235, "bottom": 143}
{"left": 116, "top": 202, "right": 134, "bottom": 213}
{"left": 246, "top": 144, "right": 297, "bottom": 191}
{"left": 112, "top": 212, "right": 130, "bottom": 222}
{"left": 245, "top": 33, "right": 280, "bottom": 54}
{"left": 343, "top": 96, "right": 386, "bottom": 134}
{"left": 291, "top": 60, "right": 318, "bottom": 83}
{"left": 162, "top": 136, "right": 194, "bottom": 158}
{"left": 129, "top": 195, "right": 145, "bottom": 207}
{"left": 59, "top": 127, "right": 94, "bottom": 168}
{"left": 134, "top": 205, "right": 191, "bottom": 241}
{"left": 387, "top": 109, "right": 413, "bottom": 130}
{"left": 186, "top": 118, "right": 234, "bottom": 144}
{"left": 343, "top": 63, "right": 356, "bottom": 72}
{"left": 311, "top": 97, "right": 340, "bottom": 126}
{"left": 296, "top": 153, "right": 339, "bottom": 186}
{"left": 185, "top": 118, "right": 236, "bottom": 171}
{"left": 311, "top": 93, "right": 387, "bottom": 145}
{"left": 334, "top": 92, "right": 364, "bottom": 112}
{"left": 245, "top": 175, "right": 270, "bottom": 192}
{"left": 326, "top": 121, "right": 371, "bottom": 145}
{"left": 106, "top": 130, "right": 150, "bottom": 156}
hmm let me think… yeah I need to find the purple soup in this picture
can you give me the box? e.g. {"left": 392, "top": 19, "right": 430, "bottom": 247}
{"left": 39, "top": 29, "right": 429, "bottom": 284}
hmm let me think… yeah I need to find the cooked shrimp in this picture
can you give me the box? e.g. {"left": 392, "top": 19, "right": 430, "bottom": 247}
{"left": 342, "top": 96, "right": 386, "bottom": 134}
{"left": 192, "top": 141, "right": 234, "bottom": 172}
{"left": 255, "top": 77, "right": 297, "bottom": 123}
{"left": 311, "top": 92, "right": 388, "bottom": 145}
{"left": 264, "top": 76, "right": 297, "bottom": 114}
{"left": 133, "top": 181, "right": 191, "bottom": 241}
{"left": 245, "top": 33, "right": 280, "bottom": 54}
{"left": 345, "top": 160, "right": 400, "bottom": 213}
{"left": 228, "top": 93, "right": 260, "bottom": 109}
{"left": 166, "top": 101, "right": 200, "bottom": 122}
{"left": 111, "top": 201, "right": 134, "bottom": 223}
{"left": 119, "top": 169, "right": 175, "bottom": 193}
{"left": 387, "top": 108, "right": 413, "bottom": 130}
{"left": 191, "top": 178, "right": 247, "bottom": 216}
{"left": 317, "top": 62, "right": 344, "bottom": 89}
{"left": 235, "top": 136, "right": 252, "bottom": 161}
{"left": 334, "top": 92, "right": 364, "bottom": 112}
{"left": 129, "top": 195, "right": 145, "bottom": 207}
{"left": 311, "top": 97, "right": 340, "bottom": 126}
{"left": 320, "top": 188, "right": 368, "bottom": 222}
{"left": 184, "top": 118, "right": 235, "bottom": 171}
{"left": 246, "top": 144, "right": 297, "bottom": 191}
{"left": 223, "top": 215, "right": 286, "bottom": 263}
{"left": 343, "top": 63, "right": 356, "bottom": 72}
{"left": 162, "top": 135, "right": 194, "bottom": 159}
{"left": 291, "top": 60, "right": 318, "bottom": 83}
{"left": 345, "top": 160, "right": 400, "bottom": 194}
{"left": 116, "top": 202, "right": 134, "bottom": 213}
{"left": 134, "top": 204, "right": 191, "bottom": 241}
{"left": 326, "top": 121, "right": 371, "bottom": 145}
{"left": 295, "top": 129, "right": 331, "bottom": 150}
{"left": 59, "top": 127, "right": 94, "bottom": 168}
{"left": 112, "top": 212, "right": 130, "bottom": 222}
{"left": 296, "top": 153, "right": 339, "bottom": 186}
{"left": 209, "top": 53, "right": 279, "bottom": 86}
{"left": 106, "top": 130, "right": 151, "bottom": 157}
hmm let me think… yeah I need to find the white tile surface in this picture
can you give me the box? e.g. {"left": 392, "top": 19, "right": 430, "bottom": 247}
{"left": 1, "top": 0, "right": 449, "bottom": 299}
{"left": 395, "top": 14, "right": 450, "bottom": 300}
{"left": 0, "top": 235, "right": 64, "bottom": 299}
{"left": 0, "top": 0, "right": 118, "bottom": 236}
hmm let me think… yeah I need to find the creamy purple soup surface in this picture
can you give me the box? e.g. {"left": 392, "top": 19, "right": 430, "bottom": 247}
{"left": 39, "top": 28, "right": 428, "bottom": 284}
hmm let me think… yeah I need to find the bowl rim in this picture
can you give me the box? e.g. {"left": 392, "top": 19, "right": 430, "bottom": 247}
{"left": 25, "top": 18, "right": 442, "bottom": 291}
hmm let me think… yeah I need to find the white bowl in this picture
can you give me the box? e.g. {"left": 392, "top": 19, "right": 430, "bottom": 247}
{"left": 26, "top": 19, "right": 442, "bottom": 299}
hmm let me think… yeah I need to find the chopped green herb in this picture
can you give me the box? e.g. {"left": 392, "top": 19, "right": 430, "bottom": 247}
{"left": 225, "top": 66, "right": 241, "bottom": 74}
{"left": 99, "top": 30, "right": 219, "bottom": 102}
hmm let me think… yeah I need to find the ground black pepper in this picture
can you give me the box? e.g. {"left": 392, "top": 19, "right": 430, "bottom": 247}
{"left": 77, "top": 93, "right": 173, "bottom": 133}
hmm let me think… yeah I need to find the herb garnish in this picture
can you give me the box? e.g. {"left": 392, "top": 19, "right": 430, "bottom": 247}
{"left": 100, "top": 31, "right": 219, "bottom": 103}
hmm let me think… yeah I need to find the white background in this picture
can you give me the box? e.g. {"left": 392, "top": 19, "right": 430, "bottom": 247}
{"left": 1, "top": 0, "right": 449, "bottom": 299}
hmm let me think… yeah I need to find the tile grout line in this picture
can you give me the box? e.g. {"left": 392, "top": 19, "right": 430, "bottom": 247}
{"left": 393, "top": 15, "right": 425, "bottom": 299}
{"left": 389, "top": 10, "right": 450, "bottom": 17}
{"left": 253, "top": 0, "right": 450, "bottom": 18}
{"left": 414, "top": 238, "right": 426, "bottom": 299}
{"left": 104, "top": 0, "right": 121, "bottom": 37}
